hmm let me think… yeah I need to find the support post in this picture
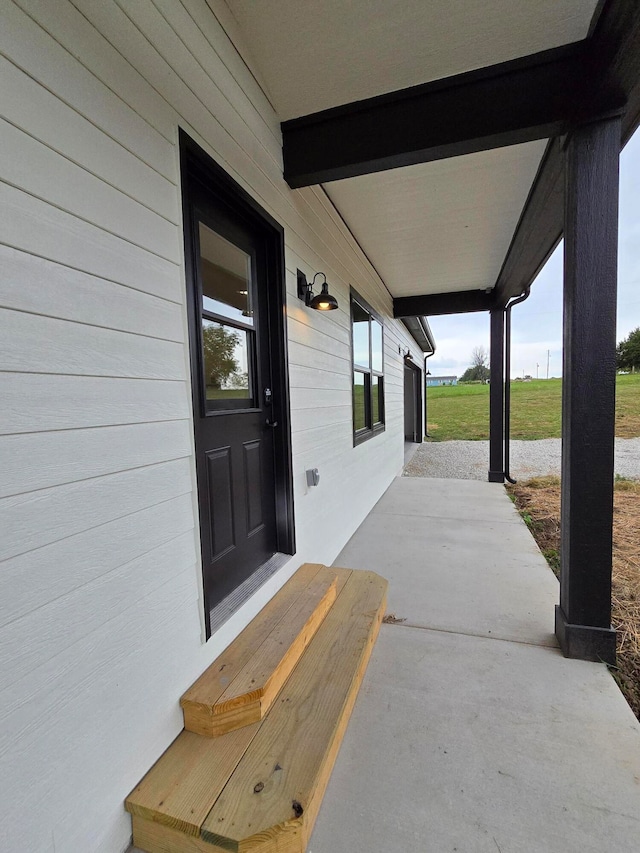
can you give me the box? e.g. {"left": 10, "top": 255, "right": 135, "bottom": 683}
{"left": 555, "top": 114, "right": 621, "bottom": 665}
{"left": 488, "top": 308, "right": 505, "bottom": 482}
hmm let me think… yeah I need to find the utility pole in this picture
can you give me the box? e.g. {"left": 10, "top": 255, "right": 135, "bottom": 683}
{"left": 536, "top": 362, "right": 539, "bottom": 379}
{"left": 546, "top": 349, "right": 550, "bottom": 380}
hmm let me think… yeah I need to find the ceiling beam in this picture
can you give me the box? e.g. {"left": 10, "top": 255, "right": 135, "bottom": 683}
{"left": 393, "top": 291, "right": 495, "bottom": 318}
{"left": 493, "top": 0, "right": 640, "bottom": 304}
{"left": 283, "top": 43, "right": 596, "bottom": 188}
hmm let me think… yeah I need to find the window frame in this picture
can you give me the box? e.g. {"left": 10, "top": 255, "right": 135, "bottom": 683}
{"left": 350, "top": 288, "right": 385, "bottom": 446}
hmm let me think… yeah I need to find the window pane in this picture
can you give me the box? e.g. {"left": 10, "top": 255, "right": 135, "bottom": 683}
{"left": 353, "top": 371, "right": 367, "bottom": 431}
{"left": 372, "top": 375, "right": 383, "bottom": 425}
{"left": 352, "top": 301, "right": 370, "bottom": 368}
{"left": 371, "top": 320, "right": 383, "bottom": 372}
{"left": 202, "top": 319, "right": 252, "bottom": 408}
{"left": 199, "top": 222, "right": 254, "bottom": 326}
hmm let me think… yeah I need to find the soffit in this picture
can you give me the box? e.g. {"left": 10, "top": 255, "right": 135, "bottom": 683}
{"left": 324, "top": 140, "right": 548, "bottom": 297}
{"left": 225, "top": 0, "right": 599, "bottom": 120}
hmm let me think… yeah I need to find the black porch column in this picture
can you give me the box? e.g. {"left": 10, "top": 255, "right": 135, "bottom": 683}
{"left": 555, "top": 114, "right": 621, "bottom": 665}
{"left": 488, "top": 308, "right": 505, "bottom": 483}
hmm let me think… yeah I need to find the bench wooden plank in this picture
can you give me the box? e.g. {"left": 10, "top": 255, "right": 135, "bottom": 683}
{"left": 206, "top": 573, "right": 338, "bottom": 736}
{"left": 180, "top": 564, "right": 327, "bottom": 736}
{"left": 200, "top": 570, "right": 387, "bottom": 852}
{"left": 126, "top": 725, "right": 260, "bottom": 836}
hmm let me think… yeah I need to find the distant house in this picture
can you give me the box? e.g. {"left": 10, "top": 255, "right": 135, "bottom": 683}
{"left": 427, "top": 375, "right": 458, "bottom": 387}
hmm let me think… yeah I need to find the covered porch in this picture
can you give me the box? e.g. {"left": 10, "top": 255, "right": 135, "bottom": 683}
{"left": 308, "top": 476, "right": 640, "bottom": 852}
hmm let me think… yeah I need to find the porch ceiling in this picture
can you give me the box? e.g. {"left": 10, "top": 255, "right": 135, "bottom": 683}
{"left": 225, "top": 0, "right": 598, "bottom": 122}
{"left": 324, "top": 141, "right": 548, "bottom": 298}
{"left": 222, "top": 1, "right": 638, "bottom": 314}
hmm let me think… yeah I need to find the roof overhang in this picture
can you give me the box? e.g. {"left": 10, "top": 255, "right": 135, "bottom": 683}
{"left": 401, "top": 317, "right": 436, "bottom": 355}
{"left": 225, "top": 1, "right": 640, "bottom": 318}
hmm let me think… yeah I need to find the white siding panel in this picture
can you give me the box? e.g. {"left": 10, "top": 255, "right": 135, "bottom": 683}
{"left": 0, "top": 184, "right": 181, "bottom": 302}
{"left": 0, "top": 531, "right": 197, "bottom": 688}
{"left": 0, "top": 245, "right": 184, "bottom": 340}
{"left": 0, "top": 0, "right": 176, "bottom": 180}
{"left": 0, "top": 55, "right": 176, "bottom": 218}
{"left": 15, "top": 0, "right": 177, "bottom": 141}
{"left": 73, "top": 0, "right": 277, "bottom": 174}
{"left": 290, "top": 388, "right": 352, "bottom": 411}
{"left": 0, "top": 572, "right": 199, "bottom": 851}
{"left": 0, "top": 310, "right": 186, "bottom": 379}
{"left": 289, "top": 363, "right": 352, "bottom": 391}
{"left": 1, "top": 457, "right": 192, "bottom": 560}
{"left": 151, "top": 0, "right": 281, "bottom": 159}
{"left": 0, "top": 420, "right": 192, "bottom": 497}
{"left": 0, "top": 374, "right": 190, "bottom": 434}
{"left": 0, "top": 118, "right": 179, "bottom": 261}
{"left": 0, "top": 493, "right": 195, "bottom": 626}
{"left": 287, "top": 339, "right": 351, "bottom": 376}
{"left": 179, "top": 0, "right": 279, "bottom": 137}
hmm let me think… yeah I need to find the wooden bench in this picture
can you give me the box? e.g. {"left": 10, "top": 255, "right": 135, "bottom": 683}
{"left": 126, "top": 564, "right": 387, "bottom": 853}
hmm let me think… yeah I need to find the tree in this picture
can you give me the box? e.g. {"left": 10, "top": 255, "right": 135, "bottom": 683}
{"left": 459, "top": 345, "right": 490, "bottom": 382}
{"left": 616, "top": 327, "right": 640, "bottom": 373}
{"left": 202, "top": 323, "right": 241, "bottom": 389}
{"left": 471, "top": 345, "right": 489, "bottom": 370}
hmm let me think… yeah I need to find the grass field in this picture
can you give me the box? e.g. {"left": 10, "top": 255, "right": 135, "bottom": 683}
{"left": 426, "top": 374, "right": 640, "bottom": 440}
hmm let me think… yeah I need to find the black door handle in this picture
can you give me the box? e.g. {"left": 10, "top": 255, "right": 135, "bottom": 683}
{"left": 265, "top": 419, "right": 278, "bottom": 428}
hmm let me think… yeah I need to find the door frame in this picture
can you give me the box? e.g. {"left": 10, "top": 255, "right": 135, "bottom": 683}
{"left": 179, "top": 130, "right": 295, "bottom": 637}
{"left": 404, "top": 357, "right": 423, "bottom": 443}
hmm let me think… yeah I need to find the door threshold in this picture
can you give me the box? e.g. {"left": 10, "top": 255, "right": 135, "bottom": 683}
{"left": 209, "top": 553, "right": 292, "bottom": 634}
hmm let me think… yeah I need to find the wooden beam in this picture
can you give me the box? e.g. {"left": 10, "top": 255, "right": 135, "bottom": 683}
{"left": 283, "top": 44, "right": 587, "bottom": 188}
{"left": 393, "top": 290, "right": 495, "bottom": 318}
{"left": 494, "top": 0, "right": 640, "bottom": 304}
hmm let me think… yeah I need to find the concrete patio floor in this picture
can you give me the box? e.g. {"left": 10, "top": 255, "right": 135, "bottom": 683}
{"left": 309, "top": 476, "right": 640, "bottom": 853}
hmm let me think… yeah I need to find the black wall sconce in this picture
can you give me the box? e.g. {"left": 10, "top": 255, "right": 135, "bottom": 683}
{"left": 297, "top": 270, "right": 339, "bottom": 311}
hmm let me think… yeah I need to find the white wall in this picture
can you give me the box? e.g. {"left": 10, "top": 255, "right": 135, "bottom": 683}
{"left": 0, "top": 1, "right": 425, "bottom": 850}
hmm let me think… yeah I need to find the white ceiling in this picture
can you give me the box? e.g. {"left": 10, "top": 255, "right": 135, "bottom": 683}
{"left": 221, "top": 1, "right": 598, "bottom": 307}
{"left": 325, "top": 141, "right": 548, "bottom": 297}
{"left": 226, "top": 0, "right": 599, "bottom": 120}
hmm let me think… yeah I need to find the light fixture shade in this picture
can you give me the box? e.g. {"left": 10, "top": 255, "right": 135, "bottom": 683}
{"left": 309, "top": 281, "right": 338, "bottom": 310}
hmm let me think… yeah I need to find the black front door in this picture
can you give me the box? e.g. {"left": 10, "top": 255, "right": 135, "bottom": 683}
{"left": 181, "top": 135, "right": 294, "bottom": 633}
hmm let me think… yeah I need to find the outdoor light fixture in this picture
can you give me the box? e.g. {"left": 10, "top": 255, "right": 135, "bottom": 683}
{"left": 297, "top": 270, "right": 339, "bottom": 311}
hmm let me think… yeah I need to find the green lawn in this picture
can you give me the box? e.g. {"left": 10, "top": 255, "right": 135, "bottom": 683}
{"left": 426, "top": 374, "right": 640, "bottom": 441}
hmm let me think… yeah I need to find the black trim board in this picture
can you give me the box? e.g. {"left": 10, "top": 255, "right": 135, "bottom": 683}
{"left": 282, "top": 41, "right": 622, "bottom": 188}
{"left": 394, "top": 290, "right": 495, "bottom": 318}
{"left": 494, "top": 0, "right": 640, "bottom": 304}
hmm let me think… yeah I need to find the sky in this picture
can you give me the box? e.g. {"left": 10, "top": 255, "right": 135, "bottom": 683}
{"left": 427, "top": 128, "right": 640, "bottom": 379}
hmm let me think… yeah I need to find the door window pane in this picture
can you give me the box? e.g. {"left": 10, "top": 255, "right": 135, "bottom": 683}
{"left": 352, "top": 301, "right": 370, "bottom": 368}
{"left": 199, "top": 222, "right": 254, "bottom": 326}
{"left": 371, "top": 320, "right": 383, "bottom": 372}
{"left": 202, "top": 319, "right": 252, "bottom": 408}
{"left": 353, "top": 371, "right": 367, "bottom": 431}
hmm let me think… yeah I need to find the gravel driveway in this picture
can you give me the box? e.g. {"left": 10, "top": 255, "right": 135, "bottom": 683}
{"left": 403, "top": 438, "right": 640, "bottom": 481}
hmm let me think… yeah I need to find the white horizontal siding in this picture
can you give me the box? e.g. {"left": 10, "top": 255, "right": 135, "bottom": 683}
{"left": 0, "top": 1, "right": 428, "bottom": 851}
{"left": 0, "top": 374, "right": 190, "bottom": 434}
{"left": 0, "top": 245, "right": 184, "bottom": 341}
{"left": 0, "top": 55, "right": 177, "bottom": 217}
{"left": 0, "top": 420, "right": 192, "bottom": 497}
{"left": 0, "top": 0, "right": 176, "bottom": 178}
{"left": 1, "top": 457, "right": 193, "bottom": 561}
{"left": 1, "top": 183, "right": 181, "bottom": 301}
{"left": 1, "top": 493, "right": 196, "bottom": 627}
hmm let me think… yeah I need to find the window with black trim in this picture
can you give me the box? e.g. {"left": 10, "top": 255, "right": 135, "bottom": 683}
{"left": 351, "top": 289, "right": 385, "bottom": 444}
